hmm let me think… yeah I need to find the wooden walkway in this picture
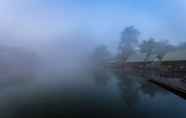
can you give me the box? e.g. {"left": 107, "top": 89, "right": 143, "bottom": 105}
{"left": 149, "top": 77, "right": 186, "bottom": 99}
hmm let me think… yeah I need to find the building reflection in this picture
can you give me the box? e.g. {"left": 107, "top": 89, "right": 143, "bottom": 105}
{"left": 114, "top": 70, "right": 168, "bottom": 117}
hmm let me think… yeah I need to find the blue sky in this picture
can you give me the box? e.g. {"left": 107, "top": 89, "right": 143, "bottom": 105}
{"left": 0, "top": 0, "right": 186, "bottom": 47}
{"left": 61, "top": 0, "right": 186, "bottom": 45}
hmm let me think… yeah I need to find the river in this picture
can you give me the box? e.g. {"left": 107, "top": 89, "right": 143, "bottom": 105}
{"left": 0, "top": 69, "right": 185, "bottom": 118}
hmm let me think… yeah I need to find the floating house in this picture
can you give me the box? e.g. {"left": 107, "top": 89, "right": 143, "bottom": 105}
{"left": 125, "top": 53, "right": 146, "bottom": 72}
{"left": 161, "top": 50, "right": 186, "bottom": 78}
{"left": 124, "top": 53, "right": 159, "bottom": 74}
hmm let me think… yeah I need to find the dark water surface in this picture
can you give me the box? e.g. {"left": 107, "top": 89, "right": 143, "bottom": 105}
{"left": 0, "top": 70, "right": 186, "bottom": 118}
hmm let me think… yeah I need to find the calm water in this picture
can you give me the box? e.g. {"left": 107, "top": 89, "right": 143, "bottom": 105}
{"left": 0, "top": 69, "right": 186, "bottom": 118}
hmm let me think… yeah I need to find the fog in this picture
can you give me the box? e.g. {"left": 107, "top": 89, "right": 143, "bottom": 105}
{"left": 0, "top": 0, "right": 186, "bottom": 118}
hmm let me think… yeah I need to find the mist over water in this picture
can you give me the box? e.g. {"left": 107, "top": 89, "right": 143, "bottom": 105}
{"left": 0, "top": 55, "right": 186, "bottom": 118}
{"left": 0, "top": 19, "right": 185, "bottom": 118}
{"left": 0, "top": 0, "right": 186, "bottom": 118}
{"left": 0, "top": 26, "right": 185, "bottom": 118}
{"left": 0, "top": 37, "right": 185, "bottom": 118}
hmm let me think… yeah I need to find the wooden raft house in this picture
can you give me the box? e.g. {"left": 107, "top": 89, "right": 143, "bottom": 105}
{"left": 122, "top": 50, "right": 186, "bottom": 79}
{"left": 160, "top": 50, "right": 186, "bottom": 79}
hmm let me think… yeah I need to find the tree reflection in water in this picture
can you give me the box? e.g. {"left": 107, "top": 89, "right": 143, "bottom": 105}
{"left": 1, "top": 68, "right": 185, "bottom": 118}
{"left": 93, "top": 67, "right": 110, "bottom": 86}
{"left": 114, "top": 70, "right": 168, "bottom": 117}
{"left": 139, "top": 80, "right": 167, "bottom": 97}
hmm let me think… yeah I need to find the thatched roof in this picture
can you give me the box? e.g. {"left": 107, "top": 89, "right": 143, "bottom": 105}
{"left": 126, "top": 53, "right": 146, "bottom": 62}
{"left": 162, "top": 50, "right": 186, "bottom": 61}
{"left": 126, "top": 53, "right": 159, "bottom": 63}
{"left": 146, "top": 54, "right": 159, "bottom": 62}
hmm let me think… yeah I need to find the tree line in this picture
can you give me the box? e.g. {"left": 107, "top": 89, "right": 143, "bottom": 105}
{"left": 93, "top": 26, "right": 186, "bottom": 64}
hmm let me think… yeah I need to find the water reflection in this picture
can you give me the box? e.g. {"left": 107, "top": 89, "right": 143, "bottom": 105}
{"left": 93, "top": 67, "right": 110, "bottom": 86}
{"left": 0, "top": 69, "right": 186, "bottom": 118}
{"left": 114, "top": 70, "right": 186, "bottom": 118}
{"left": 139, "top": 80, "right": 167, "bottom": 97}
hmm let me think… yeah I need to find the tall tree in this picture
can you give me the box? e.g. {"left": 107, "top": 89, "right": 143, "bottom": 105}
{"left": 140, "top": 39, "right": 175, "bottom": 61}
{"left": 118, "top": 26, "right": 140, "bottom": 61}
{"left": 154, "top": 40, "right": 175, "bottom": 61}
{"left": 139, "top": 38, "right": 157, "bottom": 61}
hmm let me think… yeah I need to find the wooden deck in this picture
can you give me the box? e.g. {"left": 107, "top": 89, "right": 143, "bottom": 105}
{"left": 149, "top": 78, "right": 186, "bottom": 100}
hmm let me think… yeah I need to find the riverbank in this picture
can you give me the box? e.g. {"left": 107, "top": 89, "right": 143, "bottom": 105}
{"left": 149, "top": 77, "right": 186, "bottom": 100}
